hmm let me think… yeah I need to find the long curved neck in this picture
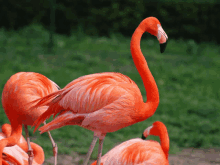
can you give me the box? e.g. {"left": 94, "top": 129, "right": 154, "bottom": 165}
{"left": 0, "top": 123, "right": 22, "bottom": 165}
{"left": 130, "top": 25, "right": 159, "bottom": 119}
{"left": 17, "top": 136, "right": 45, "bottom": 164}
{"left": 158, "top": 127, "right": 169, "bottom": 159}
{"left": 31, "top": 143, "right": 45, "bottom": 164}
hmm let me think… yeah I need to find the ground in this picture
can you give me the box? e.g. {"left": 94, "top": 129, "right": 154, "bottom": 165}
{"left": 44, "top": 148, "right": 220, "bottom": 165}
{"left": 168, "top": 148, "right": 220, "bottom": 165}
{"left": 0, "top": 127, "right": 219, "bottom": 164}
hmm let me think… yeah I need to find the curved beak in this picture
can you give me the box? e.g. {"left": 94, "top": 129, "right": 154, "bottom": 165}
{"left": 160, "top": 42, "right": 168, "bottom": 53}
{"left": 141, "top": 133, "right": 146, "bottom": 140}
{"left": 142, "top": 125, "right": 153, "bottom": 140}
{"left": 157, "top": 25, "right": 168, "bottom": 53}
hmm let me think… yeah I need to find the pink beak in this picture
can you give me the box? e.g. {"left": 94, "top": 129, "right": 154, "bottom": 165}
{"left": 157, "top": 25, "right": 168, "bottom": 53}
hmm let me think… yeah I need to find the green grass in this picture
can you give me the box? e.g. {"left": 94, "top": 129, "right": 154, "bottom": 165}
{"left": 0, "top": 24, "right": 220, "bottom": 159}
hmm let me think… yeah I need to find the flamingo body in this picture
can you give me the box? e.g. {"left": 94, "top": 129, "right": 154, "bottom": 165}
{"left": 91, "top": 121, "right": 169, "bottom": 165}
{"left": 33, "top": 72, "right": 144, "bottom": 134}
{"left": 0, "top": 72, "right": 59, "bottom": 165}
{"left": 92, "top": 139, "right": 167, "bottom": 165}
{"left": 2, "top": 72, "right": 59, "bottom": 126}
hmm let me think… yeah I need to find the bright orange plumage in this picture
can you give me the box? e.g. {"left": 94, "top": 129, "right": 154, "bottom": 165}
{"left": 0, "top": 124, "right": 44, "bottom": 165}
{"left": 33, "top": 72, "right": 144, "bottom": 134}
{"left": 2, "top": 72, "right": 59, "bottom": 126}
{"left": 0, "top": 72, "right": 59, "bottom": 165}
{"left": 32, "top": 17, "right": 168, "bottom": 165}
{"left": 91, "top": 121, "right": 169, "bottom": 165}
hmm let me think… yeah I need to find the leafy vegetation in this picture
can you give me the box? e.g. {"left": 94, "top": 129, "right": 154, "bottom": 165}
{"left": 1, "top": 1, "right": 220, "bottom": 43}
{"left": 0, "top": 24, "right": 219, "bottom": 160}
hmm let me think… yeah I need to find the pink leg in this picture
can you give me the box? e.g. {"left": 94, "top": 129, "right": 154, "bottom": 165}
{"left": 83, "top": 135, "right": 99, "bottom": 165}
{"left": 44, "top": 121, "right": 57, "bottom": 165}
{"left": 24, "top": 125, "right": 34, "bottom": 165}
{"left": 96, "top": 138, "right": 104, "bottom": 165}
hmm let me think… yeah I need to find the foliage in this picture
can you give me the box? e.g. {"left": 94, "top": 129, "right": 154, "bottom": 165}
{"left": 0, "top": 25, "right": 220, "bottom": 159}
{"left": 1, "top": 1, "right": 220, "bottom": 43}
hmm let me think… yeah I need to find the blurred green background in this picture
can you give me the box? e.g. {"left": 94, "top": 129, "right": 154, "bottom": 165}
{"left": 0, "top": 0, "right": 220, "bottom": 162}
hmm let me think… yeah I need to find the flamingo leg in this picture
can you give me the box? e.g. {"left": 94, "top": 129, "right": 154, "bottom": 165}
{"left": 83, "top": 135, "right": 99, "bottom": 165}
{"left": 43, "top": 121, "right": 58, "bottom": 165}
{"left": 24, "top": 125, "right": 34, "bottom": 165}
{"left": 96, "top": 138, "right": 104, "bottom": 165}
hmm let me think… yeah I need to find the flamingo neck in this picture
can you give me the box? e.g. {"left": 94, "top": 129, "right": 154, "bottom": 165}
{"left": 15, "top": 135, "right": 45, "bottom": 164}
{"left": 130, "top": 25, "right": 159, "bottom": 119}
{"left": 0, "top": 123, "right": 22, "bottom": 147}
{"left": 158, "top": 127, "right": 169, "bottom": 159}
{"left": 31, "top": 143, "right": 45, "bottom": 164}
{"left": 1, "top": 124, "right": 11, "bottom": 137}
{"left": 0, "top": 123, "right": 22, "bottom": 164}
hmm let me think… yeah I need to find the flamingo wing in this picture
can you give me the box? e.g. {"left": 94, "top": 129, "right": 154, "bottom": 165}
{"left": 33, "top": 72, "right": 143, "bottom": 133}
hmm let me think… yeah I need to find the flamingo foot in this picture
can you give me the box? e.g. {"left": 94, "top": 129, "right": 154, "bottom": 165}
{"left": 27, "top": 148, "right": 34, "bottom": 165}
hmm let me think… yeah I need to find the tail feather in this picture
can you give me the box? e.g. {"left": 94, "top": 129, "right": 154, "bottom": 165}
{"left": 32, "top": 86, "right": 75, "bottom": 133}
{"left": 38, "top": 112, "right": 85, "bottom": 133}
{"left": 29, "top": 89, "right": 62, "bottom": 112}
{"left": 33, "top": 103, "right": 61, "bottom": 133}
{"left": 32, "top": 90, "right": 65, "bottom": 132}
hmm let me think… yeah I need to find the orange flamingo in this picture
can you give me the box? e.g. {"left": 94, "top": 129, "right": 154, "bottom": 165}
{"left": 91, "top": 121, "right": 169, "bottom": 165}
{"left": 0, "top": 123, "right": 44, "bottom": 165}
{"left": 32, "top": 17, "right": 168, "bottom": 165}
{"left": 0, "top": 72, "right": 59, "bottom": 165}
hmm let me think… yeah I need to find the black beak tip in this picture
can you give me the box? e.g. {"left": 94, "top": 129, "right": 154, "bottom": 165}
{"left": 141, "top": 133, "right": 146, "bottom": 140}
{"left": 160, "top": 41, "right": 168, "bottom": 53}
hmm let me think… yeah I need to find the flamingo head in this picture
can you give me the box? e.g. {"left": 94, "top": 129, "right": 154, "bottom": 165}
{"left": 142, "top": 121, "right": 170, "bottom": 159}
{"left": 1, "top": 123, "right": 12, "bottom": 137}
{"left": 140, "top": 17, "right": 168, "bottom": 53}
{"left": 141, "top": 121, "right": 165, "bottom": 139}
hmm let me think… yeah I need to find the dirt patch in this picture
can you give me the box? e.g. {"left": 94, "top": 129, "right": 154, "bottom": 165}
{"left": 43, "top": 148, "right": 220, "bottom": 165}
{"left": 169, "top": 148, "right": 220, "bottom": 165}
{"left": 44, "top": 151, "right": 94, "bottom": 165}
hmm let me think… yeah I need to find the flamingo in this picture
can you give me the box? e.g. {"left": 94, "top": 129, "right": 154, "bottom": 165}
{"left": 0, "top": 72, "right": 59, "bottom": 165}
{"left": 0, "top": 123, "right": 44, "bottom": 165}
{"left": 91, "top": 121, "right": 169, "bottom": 165}
{"left": 31, "top": 17, "right": 168, "bottom": 165}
